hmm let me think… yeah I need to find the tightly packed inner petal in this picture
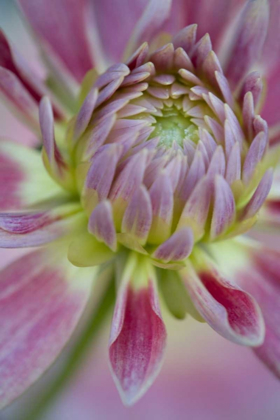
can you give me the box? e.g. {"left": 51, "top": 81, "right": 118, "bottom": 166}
{"left": 44, "top": 25, "right": 272, "bottom": 267}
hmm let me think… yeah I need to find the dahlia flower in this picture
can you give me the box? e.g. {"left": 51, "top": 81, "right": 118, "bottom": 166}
{"left": 0, "top": 0, "right": 280, "bottom": 411}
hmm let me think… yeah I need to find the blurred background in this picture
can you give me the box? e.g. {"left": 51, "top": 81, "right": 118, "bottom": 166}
{"left": 1, "top": 1, "right": 280, "bottom": 419}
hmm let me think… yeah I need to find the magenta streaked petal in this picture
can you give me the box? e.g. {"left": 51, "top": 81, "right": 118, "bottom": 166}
{"left": 178, "top": 176, "right": 212, "bottom": 240}
{"left": 226, "top": 142, "right": 241, "bottom": 185}
{"left": 207, "top": 146, "right": 226, "bottom": 177}
{"left": 224, "top": 104, "right": 245, "bottom": 146}
{"left": 122, "top": 186, "right": 152, "bottom": 245}
{"left": 109, "top": 259, "right": 166, "bottom": 406}
{"left": 95, "top": 64, "right": 130, "bottom": 90}
{"left": 0, "top": 30, "right": 64, "bottom": 121}
{"left": 0, "top": 67, "right": 38, "bottom": 128}
{"left": 125, "top": 0, "right": 172, "bottom": 57}
{"left": 126, "top": 42, "right": 149, "bottom": 70}
{"left": 150, "top": 43, "right": 174, "bottom": 72}
{"left": 241, "top": 169, "right": 273, "bottom": 219}
{"left": 215, "top": 71, "right": 234, "bottom": 107}
{"left": 19, "top": 0, "right": 95, "bottom": 82}
{"left": 182, "top": 256, "right": 265, "bottom": 346}
{"left": 242, "top": 131, "right": 267, "bottom": 184}
{"left": 191, "top": 33, "right": 212, "bottom": 70}
{"left": 241, "top": 247, "right": 280, "bottom": 379}
{"left": 174, "top": 47, "right": 195, "bottom": 73}
{"left": 96, "top": 77, "right": 127, "bottom": 108}
{"left": 84, "top": 114, "right": 117, "bottom": 160}
{"left": 210, "top": 175, "right": 235, "bottom": 239}
{"left": 242, "top": 91, "right": 254, "bottom": 140}
{"left": 148, "top": 171, "right": 174, "bottom": 244}
{"left": 199, "top": 128, "right": 216, "bottom": 157}
{"left": 110, "top": 150, "right": 147, "bottom": 203}
{"left": 0, "top": 204, "right": 81, "bottom": 248}
{"left": 239, "top": 71, "right": 263, "bottom": 108}
{"left": 173, "top": 24, "right": 197, "bottom": 54}
{"left": 88, "top": 200, "right": 117, "bottom": 251}
{"left": 204, "top": 116, "right": 223, "bottom": 143}
{"left": 73, "top": 88, "right": 98, "bottom": 142}
{"left": 224, "top": 0, "right": 269, "bottom": 87}
{"left": 83, "top": 144, "right": 123, "bottom": 212}
{"left": 224, "top": 119, "right": 236, "bottom": 157}
{"left": 0, "top": 248, "right": 93, "bottom": 409}
{"left": 39, "top": 97, "right": 62, "bottom": 171}
{"left": 202, "top": 51, "right": 223, "bottom": 87}
{"left": 153, "top": 227, "right": 193, "bottom": 262}
{"left": 261, "top": 65, "right": 280, "bottom": 127}
{"left": 180, "top": 150, "right": 206, "bottom": 202}
{"left": 253, "top": 116, "right": 268, "bottom": 138}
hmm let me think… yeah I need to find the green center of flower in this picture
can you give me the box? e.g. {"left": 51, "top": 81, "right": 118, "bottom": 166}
{"left": 153, "top": 110, "right": 199, "bottom": 147}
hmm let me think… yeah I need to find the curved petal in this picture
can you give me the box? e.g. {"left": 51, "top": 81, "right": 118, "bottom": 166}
{"left": 164, "top": 0, "right": 245, "bottom": 50}
{"left": 181, "top": 248, "right": 265, "bottom": 346}
{"left": 0, "top": 203, "right": 82, "bottom": 248}
{"left": 109, "top": 254, "right": 166, "bottom": 406}
{"left": 94, "top": 0, "right": 171, "bottom": 63}
{"left": 0, "top": 30, "right": 64, "bottom": 124}
{"left": 0, "top": 140, "right": 67, "bottom": 211}
{"left": 18, "top": 0, "right": 95, "bottom": 83}
{"left": 239, "top": 247, "right": 280, "bottom": 379}
{"left": 0, "top": 246, "right": 94, "bottom": 409}
{"left": 261, "top": 66, "right": 280, "bottom": 127}
{"left": 223, "top": 0, "right": 269, "bottom": 87}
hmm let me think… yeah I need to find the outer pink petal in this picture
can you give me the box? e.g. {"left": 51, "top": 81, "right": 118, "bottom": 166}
{"left": 109, "top": 261, "right": 166, "bottom": 406}
{"left": 165, "top": 0, "right": 245, "bottom": 50}
{"left": 0, "top": 247, "right": 93, "bottom": 409}
{"left": 261, "top": 66, "right": 280, "bottom": 127}
{"left": 181, "top": 254, "right": 265, "bottom": 346}
{"left": 0, "top": 30, "right": 63, "bottom": 122}
{"left": 0, "top": 204, "right": 81, "bottom": 248}
{"left": 18, "top": 0, "right": 94, "bottom": 82}
{"left": 240, "top": 247, "right": 280, "bottom": 378}
{"left": 223, "top": 0, "right": 269, "bottom": 87}
{"left": 94, "top": 0, "right": 171, "bottom": 62}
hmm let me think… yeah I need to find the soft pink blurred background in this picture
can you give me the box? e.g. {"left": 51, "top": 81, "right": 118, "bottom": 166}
{"left": 1, "top": 1, "right": 280, "bottom": 419}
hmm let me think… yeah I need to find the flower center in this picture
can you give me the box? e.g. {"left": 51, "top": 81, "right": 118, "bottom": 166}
{"left": 153, "top": 109, "right": 199, "bottom": 147}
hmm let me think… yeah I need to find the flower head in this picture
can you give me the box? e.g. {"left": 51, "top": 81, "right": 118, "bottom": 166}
{"left": 0, "top": 0, "right": 280, "bottom": 410}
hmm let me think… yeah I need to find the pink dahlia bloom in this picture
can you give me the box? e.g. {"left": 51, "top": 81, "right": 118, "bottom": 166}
{"left": 0, "top": 0, "right": 280, "bottom": 409}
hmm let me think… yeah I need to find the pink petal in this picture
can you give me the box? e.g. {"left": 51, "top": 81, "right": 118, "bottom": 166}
{"left": 88, "top": 200, "right": 117, "bottom": 251}
{"left": 261, "top": 65, "right": 280, "bottom": 127}
{"left": 238, "top": 71, "right": 263, "bottom": 107}
{"left": 153, "top": 227, "right": 193, "bottom": 262}
{"left": 166, "top": 0, "right": 245, "bottom": 51}
{"left": 182, "top": 256, "right": 265, "bottom": 346}
{"left": 0, "top": 247, "right": 92, "bottom": 409}
{"left": 173, "top": 24, "right": 197, "bottom": 54}
{"left": 19, "top": 0, "right": 95, "bottom": 82}
{"left": 0, "top": 204, "right": 81, "bottom": 248}
{"left": 109, "top": 260, "right": 166, "bottom": 405}
{"left": 0, "top": 30, "right": 63, "bottom": 121}
{"left": 242, "top": 131, "right": 267, "bottom": 184}
{"left": 84, "top": 144, "right": 123, "bottom": 206}
{"left": 210, "top": 176, "right": 235, "bottom": 239}
{"left": 241, "top": 168, "right": 273, "bottom": 219}
{"left": 224, "top": 0, "right": 269, "bottom": 87}
{"left": 122, "top": 185, "right": 152, "bottom": 245}
{"left": 73, "top": 88, "right": 98, "bottom": 142}
{"left": 125, "top": 0, "right": 172, "bottom": 57}
{"left": 241, "top": 247, "right": 280, "bottom": 378}
{"left": 0, "top": 67, "right": 38, "bottom": 128}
